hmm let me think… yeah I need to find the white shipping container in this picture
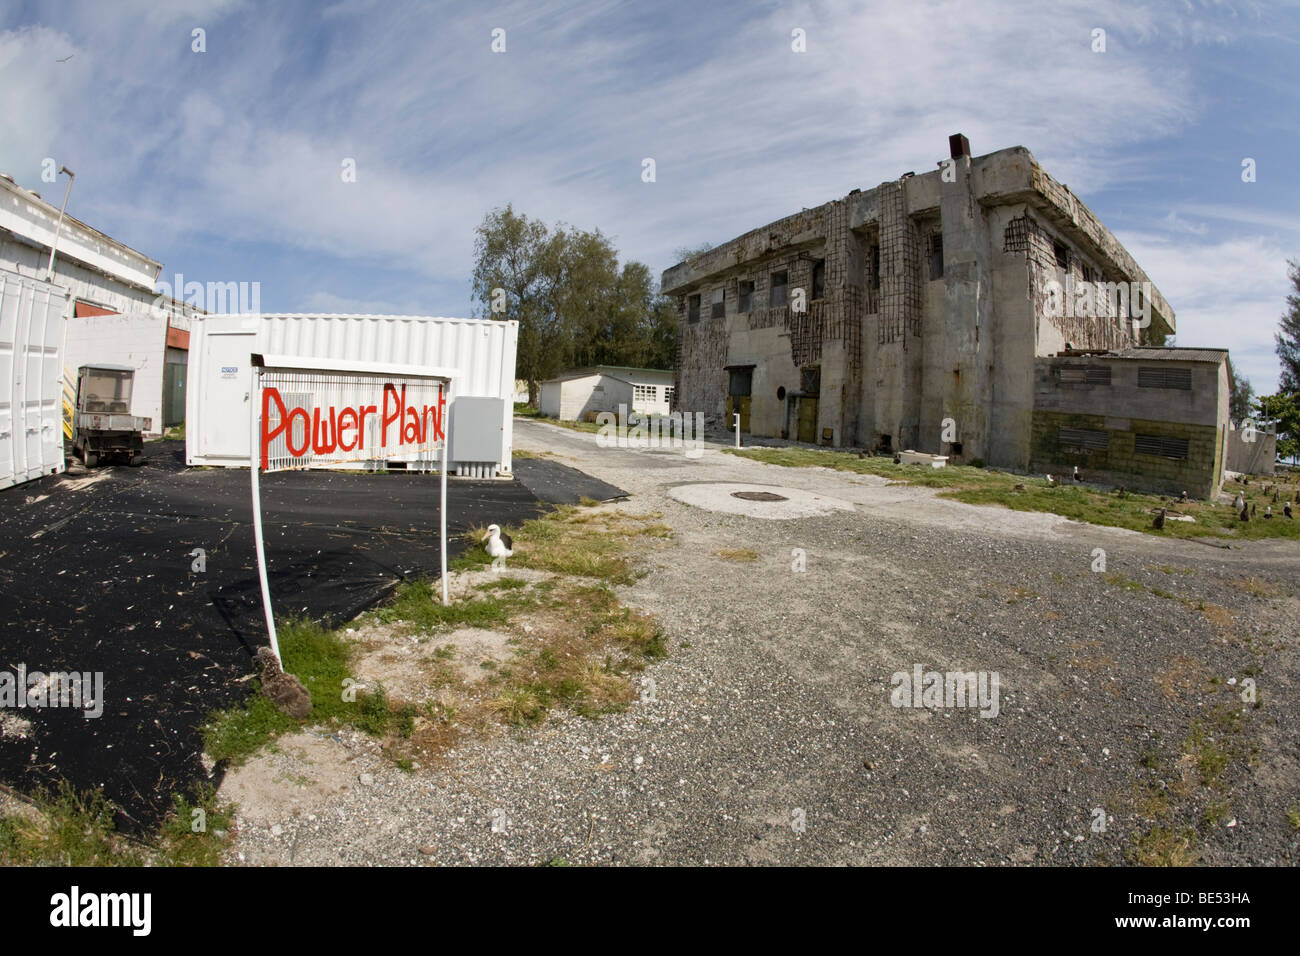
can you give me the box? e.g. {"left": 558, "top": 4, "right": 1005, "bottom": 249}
{"left": 186, "top": 314, "right": 518, "bottom": 474}
{"left": 0, "top": 268, "right": 69, "bottom": 489}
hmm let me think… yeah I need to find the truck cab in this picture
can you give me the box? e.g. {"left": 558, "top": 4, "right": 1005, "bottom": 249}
{"left": 71, "top": 364, "right": 150, "bottom": 467}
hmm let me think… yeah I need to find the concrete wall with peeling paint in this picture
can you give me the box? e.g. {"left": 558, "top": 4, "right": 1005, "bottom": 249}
{"left": 663, "top": 140, "right": 1186, "bottom": 475}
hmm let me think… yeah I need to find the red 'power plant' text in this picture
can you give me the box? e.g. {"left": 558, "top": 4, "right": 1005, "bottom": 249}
{"left": 260, "top": 384, "right": 445, "bottom": 467}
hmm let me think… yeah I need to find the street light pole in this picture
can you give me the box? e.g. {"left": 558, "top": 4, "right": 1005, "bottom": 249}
{"left": 44, "top": 166, "right": 75, "bottom": 281}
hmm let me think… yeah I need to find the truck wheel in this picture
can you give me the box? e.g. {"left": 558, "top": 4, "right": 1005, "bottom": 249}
{"left": 85, "top": 451, "right": 98, "bottom": 468}
{"left": 129, "top": 453, "right": 143, "bottom": 467}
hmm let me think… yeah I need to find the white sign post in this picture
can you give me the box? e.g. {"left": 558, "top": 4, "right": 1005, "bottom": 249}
{"left": 248, "top": 353, "right": 457, "bottom": 662}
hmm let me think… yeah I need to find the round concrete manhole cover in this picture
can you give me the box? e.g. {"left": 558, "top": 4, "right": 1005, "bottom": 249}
{"left": 669, "top": 482, "right": 855, "bottom": 519}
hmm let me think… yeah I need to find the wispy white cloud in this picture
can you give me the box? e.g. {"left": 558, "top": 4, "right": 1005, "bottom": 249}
{"left": 1124, "top": 231, "right": 1291, "bottom": 391}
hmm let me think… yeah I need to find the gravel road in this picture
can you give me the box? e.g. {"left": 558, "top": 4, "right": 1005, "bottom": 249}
{"left": 224, "top": 419, "right": 1300, "bottom": 866}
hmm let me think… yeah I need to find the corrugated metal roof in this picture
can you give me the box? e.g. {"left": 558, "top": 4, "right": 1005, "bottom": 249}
{"left": 542, "top": 365, "right": 673, "bottom": 383}
{"left": 1106, "top": 347, "right": 1228, "bottom": 364}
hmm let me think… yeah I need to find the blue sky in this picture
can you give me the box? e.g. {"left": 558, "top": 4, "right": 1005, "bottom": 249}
{"left": 1, "top": 0, "right": 1297, "bottom": 391}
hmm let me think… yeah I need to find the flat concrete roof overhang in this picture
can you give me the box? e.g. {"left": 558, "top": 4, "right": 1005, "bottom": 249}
{"left": 660, "top": 145, "right": 1175, "bottom": 339}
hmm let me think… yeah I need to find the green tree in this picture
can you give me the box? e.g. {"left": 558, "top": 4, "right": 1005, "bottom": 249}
{"left": 643, "top": 293, "right": 678, "bottom": 372}
{"left": 471, "top": 205, "right": 567, "bottom": 404}
{"left": 472, "top": 206, "right": 679, "bottom": 403}
{"left": 673, "top": 241, "right": 713, "bottom": 263}
{"left": 1252, "top": 391, "right": 1299, "bottom": 463}
{"left": 1226, "top": 357, "right": 1255, "bottom": 425}
{"left": 555, "top": 228, "right": 622, "bottom": 369}
{"left": 1276, "top": 259, "right": 1300, "bottom": 393}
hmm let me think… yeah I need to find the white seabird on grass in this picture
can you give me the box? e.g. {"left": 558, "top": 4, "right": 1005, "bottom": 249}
{"left": 485, "top": 524, "right": 514, "bottom": 562}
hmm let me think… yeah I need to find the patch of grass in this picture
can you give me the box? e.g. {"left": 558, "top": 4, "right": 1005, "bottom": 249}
{"left": 157, "top": 786, "right": 236, "bottom": 866}
{"left": 0, "top": 780, "right": 233, "bottom": 866}
{"left": 0, "top": 782, "right": 127, "bottom": 866}
{"left": 507, "top": 506, "right": 644, "bottom": 584}
{"left": 478, "top": 576, "right": 529, "bottom": 590}
{"left": 725, "top": 446, "right": 1300, "bottom": 539}
{"left": 472, "top": 577, "right": 662, "bottom": 728}
{"left": 1004, "top": 585, "right": 1036, "bottom": 605}
{"left": 1118, "top": 694, "right": 1256, "bottom": 866}
{"left": 202, "top": 693, "right": 296, "bottom": 767}
{"left": 1201, "top": 800, "right": 1232, "bottom": 828}
{"left": 1184, "top": 705, "right": 1243, "bottom": 788}
{"left": 1127, "top": 826, "right": 1199, "bottom": 866}
{"left": 725, "top": 446, "right": 994, "bottom": 489}
{"left": 1104, "top": 572, "right": 1146, "bottom": 593}
{"left": 203, "top": 616, "right": 420, "bottom": 766}
{"left": 1288, "top": 806, "right": 1300, "bottom": 831}
{"left": 373, "top": 579, "right": 511, "bottom": 630}
{"left": 489, "top": 686, "right": 549, "bottom": 726}
{"left": 1232, "top": 576, "right": 1280, "bottom": 598}
{"left": 715, "top": 547, "right": 760, "bottom": 562}
{"left": 207, "top": 501, "right": 674, "bottom": 771}
{"left": 604, "top": 601, "right": 668, "bottom": 661}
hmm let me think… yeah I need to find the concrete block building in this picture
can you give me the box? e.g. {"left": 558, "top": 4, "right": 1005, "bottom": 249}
{"left": 661, "top": 135, "right": 1228, "bottom": 494}
{"left": 665, "top": 136, "right": 1232, "bottom": 494}
{"left": 1031, "top": 348, "right": 1229, "bottom": 498}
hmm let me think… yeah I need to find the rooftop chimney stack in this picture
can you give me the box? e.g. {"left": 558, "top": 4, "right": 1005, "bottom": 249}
{"left": 949, "top": 133, "right": 971, "bottom": 159}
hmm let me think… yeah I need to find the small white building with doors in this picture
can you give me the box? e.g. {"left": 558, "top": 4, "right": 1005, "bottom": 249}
{"left": 538, "top": 366, "right": 675, "bottom": 421}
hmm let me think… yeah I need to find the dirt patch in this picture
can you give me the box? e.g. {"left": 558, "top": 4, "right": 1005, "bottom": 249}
{"left": 1199, "top": 603, "right": 1240, "bottom": 645}
{"left": 345, "top": 623, "right": 518, "bottom": 701}
{"left": 222, "top": 730, "right": 370, "bottom": 828}
{"left": 441, "top": 628, "right": 517, "bottom": 682}
{"left": 1154, "top": 655, "right": 1214, "bottom": 701}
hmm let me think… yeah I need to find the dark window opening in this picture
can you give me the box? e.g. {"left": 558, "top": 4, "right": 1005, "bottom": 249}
{"left": 1137, "top": 366, "right": 1192, "bottom": 390}
{"left": 800, "top": 365, "right": 820, "bottom": 396}
{"left": 738, "top": 280, "right": 754, "bottom": 313}
{"left": 1135, "top": 434, "right": 1189, "bottom": 460}
{"left": 769, "top": 270, "right": 788, "bottom": 307}
{"left": 1053, "top": 242, "right": 1069, "bottom": 270}
{"left": 728, "top": 368, "right": 753, "bottom": 397}
{"left": 776, "top": 385, "right": 786, "bottom": 401}
{"left": 687, "top": 294, "right": 700, "bottom": 324}
{"left": 811, "top": 259, "right": 826, "bottom": 300}
{"left": 711, "top": 287, "right": 725, "bottom": 319}
{"left": 1058, "top": 365, "right": 1113, "bottom": 385}
{"left": 929, "top": 233, "right": 944, "bottom": 280}
{"left": 1059, "top": 427, "right": 1110, "bottom": 451}
{"left": 870, "top": 246, "right": 881, "bottom": 289}
{"left": 949, "top": 441, "right": 963, "bottom": 456}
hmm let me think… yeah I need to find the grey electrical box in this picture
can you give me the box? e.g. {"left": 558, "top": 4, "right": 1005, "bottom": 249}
{"left": 450, "top": 397, "right": 505, "bottom": 462}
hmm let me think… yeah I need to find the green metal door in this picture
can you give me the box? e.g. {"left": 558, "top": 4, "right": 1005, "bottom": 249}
{"left": 796, "top": 397, "right": 818, "bottom": 444}
{"left": 163, "top": 362, "right": 186, "bottom": 428}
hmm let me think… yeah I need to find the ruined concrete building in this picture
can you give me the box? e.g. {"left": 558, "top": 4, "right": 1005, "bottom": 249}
{"left": 662, "top": 135, "right": 1230, "bottom": 496}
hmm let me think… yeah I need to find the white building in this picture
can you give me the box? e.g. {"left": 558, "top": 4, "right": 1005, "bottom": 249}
{"left": 0, "top": 172, "right": 199, "bottom": 437}
{"left": 538, "top": 366, "right": 675, "bottom": 421}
